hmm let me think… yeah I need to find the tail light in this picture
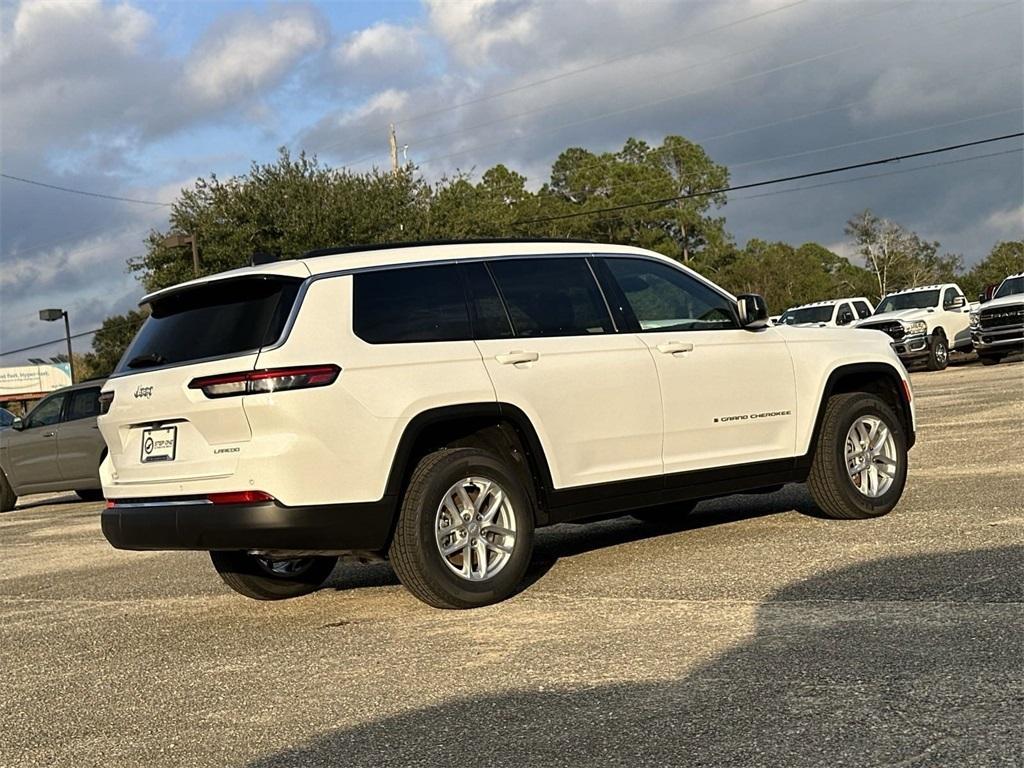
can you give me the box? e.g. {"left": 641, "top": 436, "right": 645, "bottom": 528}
{"left": 188, "top": 364, "right": 340, "bottom": 399}
{"left": 98, "top": 390, "right": 114, "bottom": 414}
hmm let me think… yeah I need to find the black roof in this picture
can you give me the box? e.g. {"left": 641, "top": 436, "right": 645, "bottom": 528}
{"left": 300, "top": 238, "right": 603, "bottom": 260}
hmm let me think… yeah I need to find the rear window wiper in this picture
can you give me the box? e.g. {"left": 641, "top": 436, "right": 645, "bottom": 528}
{"left": 126, "top": 353, "right": 166, "bottom": 369}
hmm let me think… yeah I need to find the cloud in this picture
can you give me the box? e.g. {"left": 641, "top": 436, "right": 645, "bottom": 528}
{"left": 425, "top": 0, "right": 539, "bottom": 64}
{"left": 985, "top": 205, "right": 1024, "bottom": 237}
{"left": 184, "top": 6, "right": 327, "bottom": 104}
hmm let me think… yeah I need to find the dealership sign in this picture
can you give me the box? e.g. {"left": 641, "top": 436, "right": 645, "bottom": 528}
{"left": 0, "top": 363, "right": 72, "bottom": 396}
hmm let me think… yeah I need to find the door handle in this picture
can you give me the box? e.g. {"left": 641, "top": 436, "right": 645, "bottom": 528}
{"left": 495, "top": 351, "right": 539, "bottom": 365}
{"left": 42, "top": 431, "right": 56, "bottom": 438}
{"left": 656, "top": 341, "right": 694, "bottom": 355}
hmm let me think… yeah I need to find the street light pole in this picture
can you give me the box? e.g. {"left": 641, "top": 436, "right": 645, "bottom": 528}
{"left": 39, "top": 308, "right": 75, "bottom": 384}
{"left": 161, "top": 233, "right": 199, "bottom": 276}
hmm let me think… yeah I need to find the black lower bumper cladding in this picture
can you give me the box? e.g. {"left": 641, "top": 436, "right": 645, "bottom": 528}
{"left": 101, "top": 497, "right": 396, "bottom": 552}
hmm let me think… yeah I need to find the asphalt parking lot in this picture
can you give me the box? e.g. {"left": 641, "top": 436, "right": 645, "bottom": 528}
{"left": 2, "top": 359, "right": 1021, "bottom": 768}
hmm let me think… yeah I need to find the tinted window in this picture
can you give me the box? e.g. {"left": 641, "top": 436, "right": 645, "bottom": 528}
{"left": 117, "top": 277, "right": 301, "bottom": 373}
{"left": 836, "top": 304, "right": 855, "bottom": 325}
{"left": 0, "top": 409, "right": 14, "bottom": 427}
{"left": 66, "top": 388, "right": 101, "bottom": 421}
{"left": 780, "top": 306, "right": 833, "bottom": 325}
{"left": 463, "top": 262, "right": 513, "bottom": 339}
{"left": 603, "top": 257, "right": 736, "bottom": 331}
{"left": 487, "top": 258, "right": 613, "bottom": 337}
{"left": 876, "top": 290, "right": 939, "bottom": 313}
{"left": 26, "top": 394, "right": 65, "bottom": 429}
{"left": 995, "top": 276, "right": 1024, "bottom": 298}
{"left": 854, "top": 301, "right": 872, "bottom": 319}
{"left": 354, "top": 264, "right": 471, "bottom": 343}
{"left": 943, "top": 287, "right": 960, "bottom": 308}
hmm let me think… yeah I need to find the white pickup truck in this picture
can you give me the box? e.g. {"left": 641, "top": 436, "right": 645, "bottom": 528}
{"left": 971, "top": 273, "right": 1024, "bottom": 365}
{"left": 856, "top": 283, "right": 973, "bottom": 371}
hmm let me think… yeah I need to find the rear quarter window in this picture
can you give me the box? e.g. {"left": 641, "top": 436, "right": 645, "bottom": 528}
{"left": 353, "top": 264, "right": 472, "bottom": 343}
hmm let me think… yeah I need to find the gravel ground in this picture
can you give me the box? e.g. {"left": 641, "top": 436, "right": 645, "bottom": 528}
{"left": 1, "top": 359, "right": 1021, "bottom": 767}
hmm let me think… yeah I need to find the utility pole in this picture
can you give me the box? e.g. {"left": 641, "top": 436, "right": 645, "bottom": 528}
{"left": 389, "top": 123, "right": 399, "bottom": 175}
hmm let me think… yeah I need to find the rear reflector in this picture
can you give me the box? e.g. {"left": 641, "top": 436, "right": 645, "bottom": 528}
{"left": 188, "top": 364, "right": 340, "bottom": 399}
{"left": 207, "top": 491, "right": 274, "bottom": 505}
{"left": 900, "top": 379, "right": 913, "bottom": 403}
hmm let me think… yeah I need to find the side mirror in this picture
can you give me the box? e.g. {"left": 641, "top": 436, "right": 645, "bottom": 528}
{"left": 736, "top": 294, "right": 769, "bottom": 329}
{"left": 947, "top": 296, "right": 966, "bottom": 309}
{"left": 11, "top": 417, "right": 24, "bottom": 431}
{"left": 837, "top": 312, "right": 854, "bottom": 326}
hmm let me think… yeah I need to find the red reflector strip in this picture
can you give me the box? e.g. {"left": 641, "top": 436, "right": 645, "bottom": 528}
{"left": 105, "top": 500, "right": 115, "bottom": 509}
{"left": 901, "top": 379, "right": 913, "bottom": 403}
{"left": 207, "top": 491, "right": 274, "bottom": 505}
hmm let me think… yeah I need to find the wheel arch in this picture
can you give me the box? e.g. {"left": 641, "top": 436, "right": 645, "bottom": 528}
{"left": 800, "top": 362, "right": 915, "bottom": 469}
{"left": 383, "top": 403, "right": 555, "bottom": 527}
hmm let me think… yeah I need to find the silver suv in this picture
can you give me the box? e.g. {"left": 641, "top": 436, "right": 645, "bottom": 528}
{"left": 0, "top": 380, "right": 107, "bottom": 511}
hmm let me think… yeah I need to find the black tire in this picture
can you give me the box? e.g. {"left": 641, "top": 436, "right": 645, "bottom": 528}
{"left": 926, "top": 333, "right": 949, "bottom": 371}
{"left": 631, "top": 500, "right": 698, "bottom": 525}
{"left": 210, "top": 551, "right": 338, "bottom": 600}
{"left": 0, "top": 470, "right": 15, "bottom": 513}
{"left": 979, "top": 354, "right": 1003, "bottom": 366}
{"left": 389, "top": 447, "right": 534, "bottom": 609}
{"left": 75, "top": 489, "right": 104, "bottom": 502}
{"left": 807, "top": 393, "right": 908, "bottom": 520}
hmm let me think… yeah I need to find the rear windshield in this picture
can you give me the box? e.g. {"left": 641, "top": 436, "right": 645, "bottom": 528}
{"left": 115, "top": 277, "right": 302, "bottom": 373}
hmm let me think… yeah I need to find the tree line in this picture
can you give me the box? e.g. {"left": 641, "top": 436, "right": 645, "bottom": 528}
{"left": 80, "top": 138, "right": 1023, "bottom": 377}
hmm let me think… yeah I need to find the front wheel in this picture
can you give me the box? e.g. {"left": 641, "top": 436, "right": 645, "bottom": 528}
{"left": 926, "top": 333, "right": 948, "bottom": 371}
{"left": 0, "top": 470, "right": 15, "bottom": 513}
{"left": 389, "top": 447, "right": 535, "bottom": 609}
{"left": 807, "top": 393, "right": 908, "bottom": 519}
{"left": 210, "top": 552, "right": 338, "bottom": 600}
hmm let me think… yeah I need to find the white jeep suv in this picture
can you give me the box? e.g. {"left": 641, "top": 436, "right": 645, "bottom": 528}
{"left": 778, "top": 298, "right": 874, "bottom": 328}
{"left": 971, "top": 273, "right": 1024, "bottom": 365}
{"left": 857, "top": 283, "right": 973, "bottom": 371}
{"left": 100, "top": 241, "right": 916, "bottom": 608}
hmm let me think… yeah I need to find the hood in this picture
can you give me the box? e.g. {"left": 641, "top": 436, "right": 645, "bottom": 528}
{"left": 857, "top": 307, "right": 934, "bottom": 326}
{"left": 980, "top": 293, "right": 1024, "bottom": 310}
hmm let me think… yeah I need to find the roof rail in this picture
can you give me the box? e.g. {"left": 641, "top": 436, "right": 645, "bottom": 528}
{"left": 300, "top": 238, "right": 603, "bottom": 259}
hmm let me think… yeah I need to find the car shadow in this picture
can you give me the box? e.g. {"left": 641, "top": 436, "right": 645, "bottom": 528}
{"left": 251, "top": 545, "right": 1023, "bottom": 767}
{"left": 322, "top": 485, "right": 814, "bottom": 594}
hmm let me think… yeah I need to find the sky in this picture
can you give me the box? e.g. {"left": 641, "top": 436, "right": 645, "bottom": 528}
{"left": 1, "top": 0, "right": 1022, "bottom": 365}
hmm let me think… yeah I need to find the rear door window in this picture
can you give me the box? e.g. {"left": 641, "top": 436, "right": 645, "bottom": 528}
{"left": 854, "top": 301, "right": 872, "bottom": 319}
{"left": 486, "top": 258, "right": 613, "bottom": 337}
{"left": 25, "top": 394, "right": 66, "bottom": 429}
{"left": 65, "top": 388, "right": 101, "bottom": 421}
{"left": 353, "top": 264, "right": 471, "bottom": 343}
{"left": 117, "top": 277, "right": 302, "bottom": 373}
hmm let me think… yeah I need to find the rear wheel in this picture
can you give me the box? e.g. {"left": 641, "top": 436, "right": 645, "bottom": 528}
{"left": 926, "top": 333, "right": 948, "bottom": 371}
{"left": 389, "top": 447, "right": 534, "bottom": 609}
{"left": 0, "top": 470, "right": 15, "bottom": 513}
{"left": 75, "top": 489, "right": 104, "bottom": 502}
{"left": 210, "top": 552, "right": 338, "bottom": 600}
{"left": 807, "top": 393, "right": 908, "bottom": 520}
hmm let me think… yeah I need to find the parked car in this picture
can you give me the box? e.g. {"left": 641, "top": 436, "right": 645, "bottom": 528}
{"left": 778, "top": 297, "right": 874, "bottom": 328}
{"left": 971, "top": 272, "right": 1023, "bottom": 365}
{"left": 856, "top": 283, "right": 973, "bottom": 371}
{"left": 100, "top": 240, "right": 915, "bottom": 608}
{"left": 0, "top": 380, "right": 107, "bottom": 511}
{"left": 0, "top": 408, "right": 15, "bottom": 429}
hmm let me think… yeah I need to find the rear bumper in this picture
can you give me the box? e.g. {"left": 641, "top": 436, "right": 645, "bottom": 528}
{"left": 101, "top": 497, "right": 397, "bottom": 553}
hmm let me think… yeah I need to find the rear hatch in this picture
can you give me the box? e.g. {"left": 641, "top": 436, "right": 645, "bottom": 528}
{"left": 99, "top": 272, "right": 305, "bottom": 488}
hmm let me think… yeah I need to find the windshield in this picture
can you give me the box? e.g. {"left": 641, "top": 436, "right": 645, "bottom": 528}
{"left": 994, "top": 276, "right": 1024, "bottom": 299}
{"left": 875, "top": 290, "right": 939, "bottom": 314}
{"left": 779, "top": 306, "right": 833, "bottom": 325}
{"left": 115, "top": 276, "right": 302, "bottom": 374}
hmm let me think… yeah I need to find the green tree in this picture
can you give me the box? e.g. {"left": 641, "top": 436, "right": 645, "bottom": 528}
{"left": 960, "top": 240, "right": 1024, "bottom": 298}
{"left": 83, "top": 310, "right": 148, "bottom": 378}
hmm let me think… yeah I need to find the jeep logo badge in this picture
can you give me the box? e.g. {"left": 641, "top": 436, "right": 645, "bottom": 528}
{"left": 134, "top": 386, "right": 153, "bottom": 399}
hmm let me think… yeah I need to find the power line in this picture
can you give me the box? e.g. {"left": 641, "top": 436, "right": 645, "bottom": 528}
{"left": 0, "top": 328, "right": 104, "bottom": 357}
{"left": 0, "top": 173, "right": 172, "bottom": 207}
{"left": 728, "top": 147, "right": 1022, "bottom": 203}
{"left": 415, "top": 0, "right": 1015, "bottom": 171}
{"left": 513, "top": 132, "right": 1024, "bottom": 226}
